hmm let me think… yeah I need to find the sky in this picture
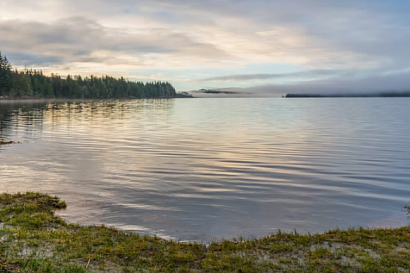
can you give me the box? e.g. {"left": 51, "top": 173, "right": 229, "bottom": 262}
{"left": 1, "top": 0, "right": 410, "bottom": 95}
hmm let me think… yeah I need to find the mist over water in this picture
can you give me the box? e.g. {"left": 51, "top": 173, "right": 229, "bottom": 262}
{"left": 0, "top": 98, "right": 409, "bottom": 242}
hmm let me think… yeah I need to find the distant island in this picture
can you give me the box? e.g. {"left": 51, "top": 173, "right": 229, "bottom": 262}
{"left": 0, "top": 52, "right": 177, "bottom": 100}
{"left": 175, "top": 91, "right": 193, "bottom": 98}
{"left": 196, "top": 89, "right": 241, "bottom": 95}
{"left": 285, "top": 92, "right": 410, "bottom": 98}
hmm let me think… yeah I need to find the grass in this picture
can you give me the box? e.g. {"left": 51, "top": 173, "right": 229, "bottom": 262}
{"left": 0, "top": 140, "right": 14, "bottom": 145}
{"left": 0, "top": 192, "right": 409, "bottom": 273}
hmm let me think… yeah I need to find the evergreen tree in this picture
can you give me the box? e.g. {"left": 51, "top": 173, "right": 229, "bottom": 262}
{"left": 0, "top": 52, "right": 13, "bottom": 96}
{"left": 0, "top": 51, "right": 177, "bottom": 99}
{"left": 11, "top": 69, "right": 32, "bottom": 97}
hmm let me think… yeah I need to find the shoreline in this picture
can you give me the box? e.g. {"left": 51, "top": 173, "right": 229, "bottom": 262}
{"left": 1, "top": 192, "right": 409, "bottom": 272}
{"left": 0, "top": 96, "right": 188, "bottom": 104}
{"left": 285, "top": 92, "right": 410, "bottom": 98}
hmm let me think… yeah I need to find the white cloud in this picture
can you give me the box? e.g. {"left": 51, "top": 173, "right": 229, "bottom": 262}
{"left": 0, "top": 0, "right": 409, "bottom": 91}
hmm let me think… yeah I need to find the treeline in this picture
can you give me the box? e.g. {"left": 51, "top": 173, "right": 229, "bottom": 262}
{"left": 0, "top": 52, "right": 177, "bottom": 99}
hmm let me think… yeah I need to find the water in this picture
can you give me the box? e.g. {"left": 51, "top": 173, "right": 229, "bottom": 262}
{"left": 0, "top": 98, "right": 409, "bottom": 242}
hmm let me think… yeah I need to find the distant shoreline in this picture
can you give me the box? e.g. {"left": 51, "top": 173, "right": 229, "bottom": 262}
{"left": 0, "top": 97, "right": 57, "bottom": 103}
{"left": 0, "top": 96, "right": 188, "bottom": 103}
{"left": 285, "top": 92, "right": 410, "bottom": 98}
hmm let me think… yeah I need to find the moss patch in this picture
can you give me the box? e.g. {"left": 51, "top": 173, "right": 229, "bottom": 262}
{"left": 0, "top": 192, "right": 409, "bottom": 272}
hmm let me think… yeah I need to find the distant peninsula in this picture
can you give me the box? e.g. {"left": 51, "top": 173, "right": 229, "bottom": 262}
{"left": 0, "top": 52, "right": 177, "bottom": 100}
{"left": 199, "top": 89, "right": 240, "bottom": 94}
{"left": 285, "top": 92, "right": 410, "bottom": 98}
{"left": 187, "top": 88, "right": 243, "bottom": 95}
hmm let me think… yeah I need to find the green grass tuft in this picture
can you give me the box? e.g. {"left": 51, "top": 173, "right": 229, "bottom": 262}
{"left": 0, "top": 192, "right": 409, "bottom": 272}
{"left": 0, "top": 140, "right": 14, "bottom": 145}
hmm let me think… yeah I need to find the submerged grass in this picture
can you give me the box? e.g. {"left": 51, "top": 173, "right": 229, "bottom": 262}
{"left": 0, "top": 140, "right": 14, "bottom": 145}
{"left": 0, "top": 192, "right": 409, "bottom": 272}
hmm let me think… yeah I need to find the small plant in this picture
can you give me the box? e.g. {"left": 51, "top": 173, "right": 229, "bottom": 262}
{"left": 0, "top": 140, "right": 13, "bottom": 145}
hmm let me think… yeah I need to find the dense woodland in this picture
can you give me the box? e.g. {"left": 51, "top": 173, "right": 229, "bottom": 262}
{"left": 0, "top": 52, "right": 177, "bottom": 99}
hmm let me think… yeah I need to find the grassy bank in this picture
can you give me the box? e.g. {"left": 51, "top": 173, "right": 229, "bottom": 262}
{"left": 0, "top": 193, "right": 409, "bottom": 273}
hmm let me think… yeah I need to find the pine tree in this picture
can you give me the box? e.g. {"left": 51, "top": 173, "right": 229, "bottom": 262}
{"left": 0, "top": 52, "right": 13, "bottom": 96}
{"left": 0, "top": 51, "right": 177, "bottom": 99}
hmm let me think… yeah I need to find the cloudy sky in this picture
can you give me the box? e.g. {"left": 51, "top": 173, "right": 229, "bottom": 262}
{"left": 1, "top": 0, "right": 410, "bottom": 95}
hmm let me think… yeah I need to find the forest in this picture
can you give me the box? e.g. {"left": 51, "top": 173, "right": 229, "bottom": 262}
{"left": 0, "top": 52, "right": 177, "bottom": 99}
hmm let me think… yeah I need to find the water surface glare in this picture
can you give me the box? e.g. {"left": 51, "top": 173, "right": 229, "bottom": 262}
{"left": 0, "top": 98, "right": 409, "bottom": 241}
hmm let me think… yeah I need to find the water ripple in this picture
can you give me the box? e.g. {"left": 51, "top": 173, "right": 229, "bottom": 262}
{"left": 0, "top": 98, "right": 409, "bottom": 242}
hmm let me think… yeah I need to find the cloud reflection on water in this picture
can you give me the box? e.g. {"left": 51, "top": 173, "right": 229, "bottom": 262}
{"left": 0, "top": 98, "right": 409, "bottom": 242}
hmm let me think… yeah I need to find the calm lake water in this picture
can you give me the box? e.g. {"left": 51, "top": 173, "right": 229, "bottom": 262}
{"left": 0, "top": 98, "right": 409, "bottom": 241}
